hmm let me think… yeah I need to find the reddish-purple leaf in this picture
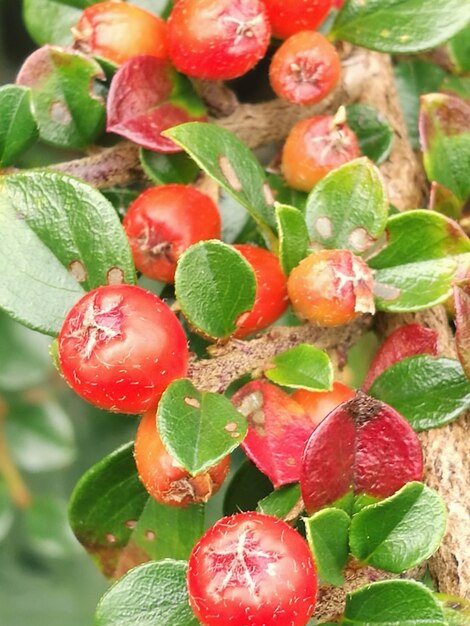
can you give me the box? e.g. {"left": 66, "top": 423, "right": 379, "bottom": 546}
{"left": 232, "top": 380, "right": 318, "bottom": 488}
{"left": 362, "top": 324, "right": 439, "bottom": 391}
{"left": 300, "top": 392, "right": 423, "bottom": 514}
{"left": 106, "top": 55, "right": 207, "bottom": 152}
{"left": 454, "top": 282, "right": 470, "bottom": 379}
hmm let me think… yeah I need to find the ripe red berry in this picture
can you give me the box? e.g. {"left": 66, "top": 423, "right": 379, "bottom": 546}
{"left": 262, "top": 0, "right": 333, "bottom": 40}
{"left": 134, "top": 409, "right": 230, "bottom": 507}
{"left": 282, "top": 113, "right": 360, "bottom": 191}
{"left": 73, "top": 1, "right": 168, "bottom": 66}
{"left": 123, "top": 184, "right": 221, "bottom": 283}
{"left": 233, "top": 244, "right": 288, "bottom": 338}
{"left": 269, "top": 31, "right": 341, "bottom": 105}
{"left": 292, "top": 381, "right": 355, "bottom": 428}
{"left": 187, "top": 512, "right": 318, "bottom": 626}
{"left": 58, "top": 284, "right": 188, "bottom": 414}
{"left": 287, "top": 249, "right": 375, "bottom": 326}
{"left": 166, "top": 0, "right": 271, "bottom": 80}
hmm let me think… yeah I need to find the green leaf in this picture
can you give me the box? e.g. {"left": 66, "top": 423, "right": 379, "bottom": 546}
{"left": 69, "top": 443, "right": 204, "bottom": 578}
{"left": 394, "top": 59, "right": 446, "bottom": 149}
{"left": 429, "top": 182, "right": 462, "bottom": 220}
{"left": 349, "top": 482, "right": 446, "bottom": 573}
{"left": 0, "top": 479, "right": 13, "bottom": 543}
{"left": 305, "top": 158, "right": 388, "bottom": 254}
{"left": 265, "top": 344, "right": 333, "bottom": 391}
{"left": 368, "top": 210, "right": 470, "bottom": 312}
{"left": 275, "top": 203, "right": 309, "bottom": 274}
{"left": 448, "top": 24, "right": 470, "bottom": 74}
{"left": 94, "top": 560, "right": 199, "bottom": 626}
{"left": 139, "top": 149, "right": 199, "bottom": 185}
{"left": 369, "top": 355, "right": 470, "bottom": 431}
{"left": 436, "top": 593, "right": 470, "bottom": 626}
{"left": 219, "top": 190, "right": 251, "bottom": 244}
{"left": 25, "top": 495, "right": 80, "bottom": 559}
{"left": 267, "top": 172, "right": 308, "bottom": 213}
{"left": 175, "top": 240, "right": 256, "bottom": 339}
{"left": 164, "top": 122, "right": 278, "bottom": 247}
{"left": 0, "top": 86, "right": 38, "bottom": 167}
{"left": 345, "top": 104, "right": 394, "bottom": 164}
{"left": 420, "top": 93, "right": 470, "bottom": 203}
{"left": 16, "top": 45, "right": 106, "bottom": 149}
{"left": 5, "top": 399, "right": 76, "bottom": 472}
{"left": 332, "top": 0, "right": 470, "bottom": 54}
{"left": 0, "top": 311, "right": 50, "bottom": 391}
{"left": 0, "top": 171, "right": 136, "bottom": 335}
{"left": 257, "top": 483, "right": 302, "bottom": 518}
{"left": 223, "top": 459, "right": 273, "bottom": 516}
{"left": 157, "top": 379, "right": 247, "bottom": 475}
{"left": 440, "top": 75, "right": 470, "bottom": 104}
{"left": 22, "top": 0, "right": 92, "bottom": 47}
{"left": 342, "top": 579, "right": 445, "bottom": 626}
{"left": 305, "top": 508, "right": 350, "bottom": 586}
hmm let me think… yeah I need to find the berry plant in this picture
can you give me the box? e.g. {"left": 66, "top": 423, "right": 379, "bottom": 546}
{"left": 0, "top": 0, "right": 470, "bottom": 625}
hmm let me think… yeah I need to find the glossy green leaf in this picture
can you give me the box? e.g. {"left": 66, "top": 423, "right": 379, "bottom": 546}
{"left": 368, "top": 210, "right": 470, "bottom": 312}
{"left": 25, "top": 495, "right": 80, "bottom": 559}
{"left": 267, "top": 172, "right": 308, "bottom": 214}
{"left": 440, "top": 76, "right": 470, "bottom": 104}
{"left": 175, "top": 240, "right": 256, "bottom": 339}
{"left": 5, "top": 399, "right": 76, "bottom": 472}
{"left": 448, "top": 24, "right": 470, "bottom": 74}
{"left": 22, "top": 0, "right": 93, "bottom": 46}
{"left": 94, "top": 560, "right": 199, "bottom": 626}
{"left": 305, "top": 158, "right": 388, "bottom": 254}
{"left": 350, "top": 482, "right": 446, "bottom": 573}
{"left": 158, "top": 379, "right": 247, "bottom": 475}
{"left": 69, "top": 443, "right": 204, "bottom": 578}
{"left": 0, "top": 86, "right": 38, "bottom": 167}
{"left": 332, "top": 0, "right": 470, "bottom": 54}
{"left": 394, "top": 59, "right": 446, "bottom": 148}
{"left": 223, "top": 459, "right": 273, "bottom": 516}
{"left": 429, "top": 182, "right": 462, "bottom": 220}
{"left": 305, "top": 508, "right": 350, "bottom": 586}
{"left": 0, "top": 171, "right": 136, "bottom": 335}
{"left": 139, "top": 149, "right": 199, "bottom": 185}
{"left": 164, "top": 122, "right": 278, "bottom": 246}
{"left": 275, "top": 203, "right": 309, "bottom": 275}
{"left": 436, "top": 593, "right": 470, "bottom": 626}
{"left": 345, "top": 104, "right": 394, "bottom": 164}
{"left": 352, "top": 493, "right": 380, "bottom": 514}
{"left": 219, "top": 190, "right": 251, "bottom": 244}
{"left": 342, "top": 580, "right": 445, "bottom": 626}
{"left": 369, "top": 355, "right": 470, "bottom": 431}
{"left": 265, "top": 344, "right": 333, "bottom": 391}
{"left": 0, "top": 311, "right": 51, "bottom": 391}
{"left": 0, "top": 479, "right": 13, "bottom": 543}
{"left": 16, "top": 45, "right": 105, "bottom": 149}
{"left": 420, "top": 93, "right": 470, "bottom": 203}
{"left": 257, "top": 483, "right": 302, "bottom": 519}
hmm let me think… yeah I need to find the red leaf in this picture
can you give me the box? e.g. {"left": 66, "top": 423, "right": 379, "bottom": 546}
{"left": 232, "top": 380, "right": 317, "bottom": 488}
{"left": 106, "top": 55, "right": 207, "bottom": 152}
{"left": 362, "top": 323, "right": 439, "bottom": 391}
{"left": 454, "top": 282, "right": 470, "bottom": 379}
{"left": 300, "top": 392, "right": 423, "bottom": 514}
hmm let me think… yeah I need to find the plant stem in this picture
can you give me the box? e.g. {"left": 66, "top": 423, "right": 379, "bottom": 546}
{"left": 0, "top": 397, "right": 31, "bottom": 509}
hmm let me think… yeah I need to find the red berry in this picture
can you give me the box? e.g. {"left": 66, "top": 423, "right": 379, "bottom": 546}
{"left": 292, "top": 381, "right": 355, "bottom": 428}
{"left": 282, "top": 114, "right": 360, "bottom": 191}
{"left": 187, "top": 512, "right": 318, "bottom": 626}
{"left": 262, "top": 0, "right": 333, "bottom": 40}
{"left": 73, "top": 1, "right": 168, "bottom": 65}
{"left": 123, "top": 185, "right": 221, "bottom": 283}
{"left": 58, "top": 284, "right": 188, "bottom": 414}
{"left": 287, "top": 249, "right": 375, "bottom": 327}
{"left": 269, "top": 31, "right": 341, "bottom": 105}
{"left": 166, "top": 0, "right": 271, "bottom": 80}
{"left": 233, "top": 244, "right": 288, "bottom": 338}
{"left": 134, "top": 409, "right": 230, "bottom": 507}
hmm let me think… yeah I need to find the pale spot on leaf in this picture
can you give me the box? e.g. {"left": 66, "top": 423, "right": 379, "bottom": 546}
{"left": 225, "top": 422, "right": 238, "bottom": 432}
{"left": 185, "top": 396, "right": 201, "bottom": 409}
{"left": 219, "top": 155, "right": 242, "bottom": 191}
{"left": 69, "top": 260, "right": 87, "bottom": 282}
{"left": 50, "top": 100, "right": 72, "bottom": 124}
{"left": 107, "top": 266, "right": 125, "bottom": 284}
{"left": 262, "top": 182, "right": 275, "bottom": 205}
{"left": 348, "top": 227, "right": 375, "bottom": 252}
{"left": 315, "top": 216, "right": 333, "bottom": 239}
{"left": 145, "top": 530, "right": 156, "bottom": 541}
{"left": 105, "top": 533, "right": 117, "bottom": 544}
{"left": 373, "top": 281, "right": 401, "bottom": 301}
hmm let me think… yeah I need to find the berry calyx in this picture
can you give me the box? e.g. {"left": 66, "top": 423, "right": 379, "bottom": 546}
{"left": 282, "top": 112, "right": 360, "bottom": 191}
{"left": 58, "top": 284, "right": 188, "bottom": 414}
{"left": 134, "top": 409, "right": 229, "bottom": 507}
{"left": 187, "top": 511, "right": 318, "bottom": 626}
{"left": 287, "top": 249, "right": 375, "bottom": 326}
{"left": 233, "top": 244, "right": 288, "bottom": 338}
{"left": 73, "top": 1, "right": 168, "bottom": 66}
{"left": 269, "top": 31, "right": 341, "bottom": 105}
{"left": 123, "top": 184, "right": 221, "bottom": 283}
{"left": 166, "top": 0, "right": 271, "bottom": 80}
